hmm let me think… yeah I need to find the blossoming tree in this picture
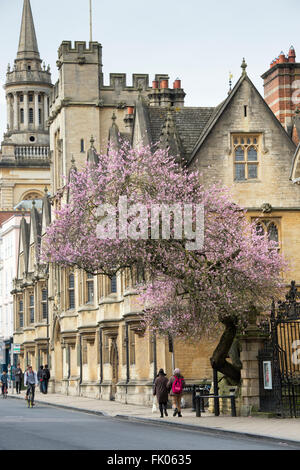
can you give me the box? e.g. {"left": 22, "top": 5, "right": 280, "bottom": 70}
{"left": 43, "top": 143, "right": 287, "bottom": 384}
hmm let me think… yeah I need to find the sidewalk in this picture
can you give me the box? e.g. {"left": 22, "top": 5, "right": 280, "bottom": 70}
{"left": 9, "top": 390, "right": 300, "bottom": 446}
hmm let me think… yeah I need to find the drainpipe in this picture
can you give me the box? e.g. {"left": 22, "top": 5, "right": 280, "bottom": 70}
{"left": 153, "top": 332, "right": 157, "bottom": 382}
{"left": 79, "top": 334, "right": 82, "bottom": 387}
{"left": 125, "top": 323, "right": 130, "bottom": 384}
{"left": 99, "top": 328, "right": 103, "bottom": 384}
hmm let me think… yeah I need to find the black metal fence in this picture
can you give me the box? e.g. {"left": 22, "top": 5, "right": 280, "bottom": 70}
{"left": 258, "top": 281, "right": 300, "bottom": 418}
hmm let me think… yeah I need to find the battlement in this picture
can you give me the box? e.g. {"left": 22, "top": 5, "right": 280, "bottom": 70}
{"left": 57, "top": 41, "right": 102, "bottom": 66}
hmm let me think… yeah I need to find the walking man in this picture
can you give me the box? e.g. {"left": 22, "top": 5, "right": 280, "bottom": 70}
{"left": 14, "top": 363, "right": 23, "bottom": 394}
{"left": 42, "top": 364, "right": 50, "bottom": 394}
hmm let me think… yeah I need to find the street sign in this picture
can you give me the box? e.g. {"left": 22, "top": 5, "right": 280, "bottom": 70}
{"left": 13, "top": 344, "right": 21, "bottom": 354}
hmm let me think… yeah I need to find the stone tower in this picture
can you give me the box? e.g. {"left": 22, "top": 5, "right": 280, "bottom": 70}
{"left": 0, "top": 0, "right": 53, "bottom": 209}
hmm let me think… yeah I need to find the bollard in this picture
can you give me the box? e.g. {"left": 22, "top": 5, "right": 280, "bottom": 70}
{"left": 230, "top": 389, "right": 237, "bottom": 417}
{"left": 195, "top": 394, "right": 201, "bottom": 417}
{"left": 199, "top": 387, "right": 205, "bottom": 413}
{"left": 192, "top": 384, "right": 196, "bottom": 412}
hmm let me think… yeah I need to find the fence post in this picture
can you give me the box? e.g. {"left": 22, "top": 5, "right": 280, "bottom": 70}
{"left": 230, "top": 388, "right": 237, "bottom": 417}
{"left": 213, "top": 367, "right": 220, "bottom": 416}
{"left": 192, "top": 384, "right": 196, "bottom": 412}
{"left": 200, "top": 387, "right": 205, "bottom": 413}
{"left": 195, "top": 394, "right": 201, "bottom": 417}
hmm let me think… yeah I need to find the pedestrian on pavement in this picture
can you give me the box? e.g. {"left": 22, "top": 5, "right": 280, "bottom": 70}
{"left": 42, "top": 364, "right": 50, "bottom": 394}
{"left": 14, "top": 363, "right": 23, "bottom": 394}
{"left": 167, "top": 368, "right": 185, "bottom": 417}
{"left": 37, "top": 366, "right": 44, "bottom": 393}
{"left": 0, "top": 370, "right": 9, "bottom": 396}
{"left": 153, "top": 368, "right": 169, "bottom": 418}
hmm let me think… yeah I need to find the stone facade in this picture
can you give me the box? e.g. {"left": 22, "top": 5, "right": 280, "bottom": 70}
{"left": 10, "top": 7, "right": 300, "bottom": 412}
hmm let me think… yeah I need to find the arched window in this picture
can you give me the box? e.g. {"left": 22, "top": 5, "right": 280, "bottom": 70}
{"left": 267, "top": 223, "right": 279, "bottom": 243}
{"left": 20, "top": 108, "right": 24, "bottom": 124}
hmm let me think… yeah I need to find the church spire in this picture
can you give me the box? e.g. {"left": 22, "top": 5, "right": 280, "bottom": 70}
{"left": 17, "top": 0, "right": 40, "bottom": 61}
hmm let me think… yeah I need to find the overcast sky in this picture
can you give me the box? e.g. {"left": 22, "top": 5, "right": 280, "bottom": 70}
{"left": 0, "top": 0, "right": 300, "bottom": 138}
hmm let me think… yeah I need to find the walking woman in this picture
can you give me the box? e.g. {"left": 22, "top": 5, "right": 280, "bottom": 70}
{"left": 153, "top": 368, "right": 169, "bottom": 418}
{"left": 167, "top": 368, "right": 185, "bottom": 417}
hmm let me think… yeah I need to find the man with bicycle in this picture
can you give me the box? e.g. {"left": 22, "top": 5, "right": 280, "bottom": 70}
{"left": 0, "top": 370, "right": 9, "bottom": 397}
{"left": 24, "top": 366, "right": 38, "bottom": 405}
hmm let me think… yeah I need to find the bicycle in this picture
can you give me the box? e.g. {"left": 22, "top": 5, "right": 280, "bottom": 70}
{"left": 26, "top": 385, "right": 35, "bottom": 408}
{"left": 1, "top": 384, "right": 8, "bottom": 399}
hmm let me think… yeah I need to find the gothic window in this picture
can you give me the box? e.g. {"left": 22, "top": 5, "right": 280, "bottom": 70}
{"left": 267, "top": 223, "right": 279, "bottom": 243}
{"left": 41, "top": 288, "right": 48, "bottom": 320}
{"left": 68, "top": 272, "right": 75, "bottom": 309}
{"left": 19, "top": 298, "right": 24, "bottom": 328}
{"left": 253, "top": 218, "right": 280, "bottom": 247}
{"left": 80, "top": 139, "right": 85, "bottom": 153}
{"left": 110, "top": 275, "right": 117, "bottom": 294}
{"left": 29, "top": 293, "right": 34, "bottom": 324}
{"left": 233, "top": 135, "right": 259, "bottom": 181}
{"left": 86, "top": 273, "right": 94, "bottom": 303}
{"left": 29, "top": 108, "right": 34, "bottom": 124}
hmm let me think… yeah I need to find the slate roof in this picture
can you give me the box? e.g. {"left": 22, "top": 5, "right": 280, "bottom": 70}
{"left": 147, "top": 107, "right": 215, "bottom": 160}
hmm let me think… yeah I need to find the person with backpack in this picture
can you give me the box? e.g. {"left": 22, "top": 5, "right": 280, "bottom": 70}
{"left": 153, "top": 368, "right": 169, "bottom": 418}
{"left": 167, "top": 368, "right": 185, "bottom": 417}
{"left": 42, "top": 364, "right": 50, "bottom": 394}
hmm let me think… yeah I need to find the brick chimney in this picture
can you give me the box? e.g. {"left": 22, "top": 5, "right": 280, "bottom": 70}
{"left": 262, "top": 46, "right": 300, "bottom": 142}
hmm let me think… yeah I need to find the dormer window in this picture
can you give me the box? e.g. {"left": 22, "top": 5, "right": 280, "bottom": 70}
{"left": 233, "top": 135, "right": 259, "bottom": 181}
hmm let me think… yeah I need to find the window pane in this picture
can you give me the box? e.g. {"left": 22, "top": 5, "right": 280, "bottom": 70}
{"left": 87, "top": 281, "right": 94, "bottom": 302}
{"left": 256, "top": 223, "right": 265, "bottom": 236}
{"left": 235, "top": 163, "right": 245, "bottom": 180}
{"left": 268, "top": 223, "right": 279, "bottom": 243}
{"left": 235, "top": 147, "right": 244, "bottom": 161}
{"left": 111, "top": 275, "right": 117, "bottom": 293}
{"left": 248, "top": 164, "right": 258, "bottom": 179}
{"left": 248, "top": 147, "right": 257, "bottom": 161}
{"left": 69, "top": 290, "right": 75, "bottom": 309}
{"left": 69, "top": 273, "right": 74, "bottom": 288}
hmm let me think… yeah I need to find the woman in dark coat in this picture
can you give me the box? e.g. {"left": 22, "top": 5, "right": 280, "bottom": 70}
{"left": 153, "top": 368, "right": 169, "bottom": 418}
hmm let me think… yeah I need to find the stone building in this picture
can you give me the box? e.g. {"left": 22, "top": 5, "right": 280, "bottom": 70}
{"left": 10, "top": 6, "right": 300, "bottom": 406}
{"left": 0, "top": 0, "right": 53, "bottom": 210}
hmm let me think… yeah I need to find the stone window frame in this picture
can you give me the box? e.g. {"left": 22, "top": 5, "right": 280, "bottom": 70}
{"left": 41, "top": 285, "right": 48, "bottom": 321}
{"left": 28, "top": 291, "right": 34, "bottom": 324}
{"left": 18, "top": 295, "right": 24, "bottom": 329}
{"left": 251, "top": 217, "right": 281, "bottom": 250}
{"left": 232, "top": 134, "right": 260, "bottom": 182}
{"left": 68, "top": 270, "right": 75, "bottom": 310}
{"left": 85, "top": 272, "right": 94, "bottom": 304}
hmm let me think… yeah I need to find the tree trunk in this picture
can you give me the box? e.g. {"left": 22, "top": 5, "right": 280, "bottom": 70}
{"left": 210, "top": 318, "right": 241, "bottom": 385}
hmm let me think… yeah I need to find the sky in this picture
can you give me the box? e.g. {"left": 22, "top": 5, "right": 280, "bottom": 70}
{"left": 0, "top": 0, "right": 300, "bottom": 138}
